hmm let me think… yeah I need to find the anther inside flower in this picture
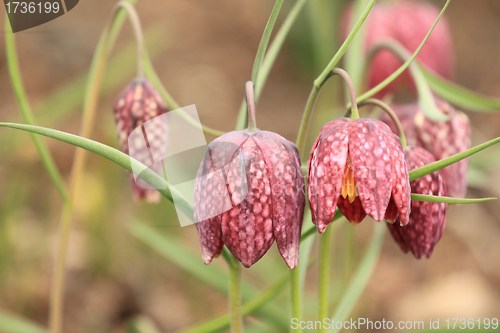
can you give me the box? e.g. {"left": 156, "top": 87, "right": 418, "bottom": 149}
{"left": 341, "top": 156, "right": 358, "bottom": 203}
{"left": 308, "top": 117, "right": 411, "bottom": 233}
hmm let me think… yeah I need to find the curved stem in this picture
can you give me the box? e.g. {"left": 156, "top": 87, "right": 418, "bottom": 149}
{"left": 236, "top": 0, "right": 309, "bottom": 130}
{"left": 236, "top": 0, "right": 284, "bottom": 130}
{"left": 331, "top": 68, "right": 359, "bottom": 119}
{"left": 229, "top": 258, "right": 244, "bottom": 333}
{"left": 246, "top": 81, "right": 257, "bottom": 133}
{"left": 296, "top": 85, "right": 321, "bottom": 155}
{"left": 291, "top": 268, "right": 302, "bottom": 333}
{"left": 49, "top": 2, "right": 139, "bottom": 332}
{"left": 364, "top": 40, "right": 448, "bottom": 122}
{"left": 358, "top": 98, "right": 407, "bottom": 148}
{"left": 314, "top": 0, "right": 376, "bottom": 88}
{"left": 116, "top": 1, "right": 226, "bottom": 137}
{"left": 318, "top": 226, "right": 332, "bottom": 332}
{"left": 113, "top": 1, "right": 144, "bottom": 77}
{"left": 4, "top": 19, "right": 68, "bottom": 201}
{"left": 356, "top": 0, "right": 451, "bottom": 105}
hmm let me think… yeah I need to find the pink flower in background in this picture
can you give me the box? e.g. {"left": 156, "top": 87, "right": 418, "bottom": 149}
{"left": 113, "top": 78, "right": 169, "bottom": 203}
{"left": 343, "top": 0, "right": 454, "bottom": 98}
{"left": 380, "top": 99, "right": 471, "bottom": 198}
{"left": 387, "top": 146, "right": 447, "bottom": 259}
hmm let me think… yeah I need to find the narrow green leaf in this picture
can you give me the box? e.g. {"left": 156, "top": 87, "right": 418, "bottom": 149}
{"left": 179, "top": 274, "right": 288, "bottom": 333}
{"left": 422, "top": 65, "right": 500, "bottom": 112}
{"left": 0, "top": 311, "right": 47, "bottom": 333}
{"left": 129, "top": 220, "right": 289, "bottom": 330}
{"left": 236, "top": 0, "right": 285, "bottom": 130}
{"left": 411, "top": 194, "right": 496, "bottom": 204}
{"left": 409, "top": 137, "right": 500, "bottom": 181}
{"left": 0, "top": 122, "right": 194, "bottom": 218}
{"left": 357, "top": 0, "right": 451, "bottom": 103}
{"left": 252, "top": 0, "right": 285, "bottom": 88}
{"left": 5, "top": 19, "right": 68, "bottom": 201}
{"left": 298, "top": 210, "right": 315, "bottom": 289}
{"left": 329, "top": 223, "right": 385, "bottom": 333}
{"left": 314, "top": 0, "right": 376, "bottom": 87}
{"left": 257, "top": 0, "right": 308, "bottom": 100}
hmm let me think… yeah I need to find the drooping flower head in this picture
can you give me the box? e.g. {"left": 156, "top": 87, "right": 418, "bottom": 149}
{"left": 387, "top": 146, "right": 447, "bottom": 259}
{"left": 380, "top": 99, "right": 471, "bottom": 197}
{"left": 194, "top": 83, "right": 305, "bottom": 268}
{"left": 113, "top": 78, "right": 169, "bottom": 203}
{"left": 308, "top": 117, "right": 411, "bottom": 233}
{"left": 342, "top": 0, "right": 454, "bottom": 98}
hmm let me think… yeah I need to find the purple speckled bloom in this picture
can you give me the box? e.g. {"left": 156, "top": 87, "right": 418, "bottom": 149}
{"left": 308, "top": 118, "right": 411, "bottom": 233}
{"left": 387, "top": 146, "right": 447, "bottom": 259}
{"left": 194, "top": 129, "right": 305, "bottom": 269}
{"left": 113, "top": 78, "right": 169, "bottom": 203}
{"left": 380, "top": 99, "right": 470, "bottom": 198}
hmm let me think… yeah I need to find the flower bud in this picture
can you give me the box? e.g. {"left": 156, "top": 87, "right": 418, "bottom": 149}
{"left": 387, "top": 146, "right": 447, "bottom": 259}
{"left": 194, "top": 130, "right": 305, "bottom": 269}
{"left": 380, "top": 99, "right": 471, "bottom": 197}
{"left": 113, "top": 78, "right": 169, "bottom": 203}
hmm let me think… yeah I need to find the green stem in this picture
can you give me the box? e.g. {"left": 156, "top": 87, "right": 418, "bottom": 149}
{"left": 318, "top": 226, "right": 332, "bottom": 332}
{"left": 50, "top": 2, "right": 139, "bottom": 332}
{"left": 411, "top": 194, "right": 496, "bottom": 204}
{"left": 364, "top": 39, "right": 448, "bottom": 121}
{"left": 4, "top": 19, "right": 68, "bottom": 201}
{"left": 180, "top": 275, "right": 288, "bottom": 333}
{"left": 331, "top": 68, "right": 359, "bottom": 119}
{"left": 256, "top": 0, "right": 308, "bottom": 99}
{"left": 252, "top": 0, "right": 284, "bottom": 85}
{"left": 296, "top": 0, "right": 375, "bottom": 154}
{"left": 314, "top": 0, "right": 376, "bottom": 88}
{"left": 229, "top": 259, "right": 244, "bottom": 333}
{"left": 358, "top": 98, "right": 407, "bottom": 147}
{"left": 296, "top": 85, "right": 321, "bottom": 155}
{"left": 290, "top": 267, "right": 302, "bottom": 333}
{"left": 236, "top": 0, "right": 285, "bottom": 130}
{"left": 330, "top": 224, "right": 385, "bottom": 333}
{"left": 114, "top": 2, "right": 145, "bottom": 77}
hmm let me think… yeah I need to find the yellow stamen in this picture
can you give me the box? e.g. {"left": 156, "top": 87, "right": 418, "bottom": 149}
{"left": 341, "top": 156, "right": 357, "bottom": 203}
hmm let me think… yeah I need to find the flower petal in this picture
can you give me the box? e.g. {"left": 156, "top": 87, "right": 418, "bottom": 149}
{"left": 221, "top": 137, "right": 275, "bottom": 268}
{"left": 308, "top": 118, "right": 349, "bottom": 233}
{"left": 387, "top": 146, "right": 447, "bottom": 259}
{"left": 348, "top": 119, "right": 395, "bottom": 221}
{"left": 337, "top": 195, "right": 367, "bottom": 224}
{"left": 254, "top": 132, "right": 305, "bottom": 269}
{"left": 194, "top": 131, "right": 249, "bottom": 264}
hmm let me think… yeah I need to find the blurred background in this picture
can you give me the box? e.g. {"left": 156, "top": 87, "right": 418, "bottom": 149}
{"left": 0, "top": 0, "right": 499, "bottom": 332}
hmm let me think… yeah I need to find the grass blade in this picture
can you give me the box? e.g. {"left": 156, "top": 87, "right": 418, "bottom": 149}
{"left": 329, "top": 223, "right": 385, "bottom": 333}
{"left": 0, "top": 311, "right": 47, "bottom": 333}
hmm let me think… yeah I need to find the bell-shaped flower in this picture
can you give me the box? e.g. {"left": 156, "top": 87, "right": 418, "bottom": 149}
{"left": 308, "top": 118, "right": 411, "bottom": 233}
{"left": 387, "top": 146, "right": 447, "bottom": 259}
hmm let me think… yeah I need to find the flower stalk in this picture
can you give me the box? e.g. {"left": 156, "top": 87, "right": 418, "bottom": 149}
{"left": 246, "top": 81, "right": 257, "bottom": 133}
{"left": 358, "top": 98, "right": 407, "bottom": 148}
{"left": 318, "top": 227, "right": 332, "bottom": 333}
{"left": 229, "top": 258, "right": 244, "bottom": 333}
